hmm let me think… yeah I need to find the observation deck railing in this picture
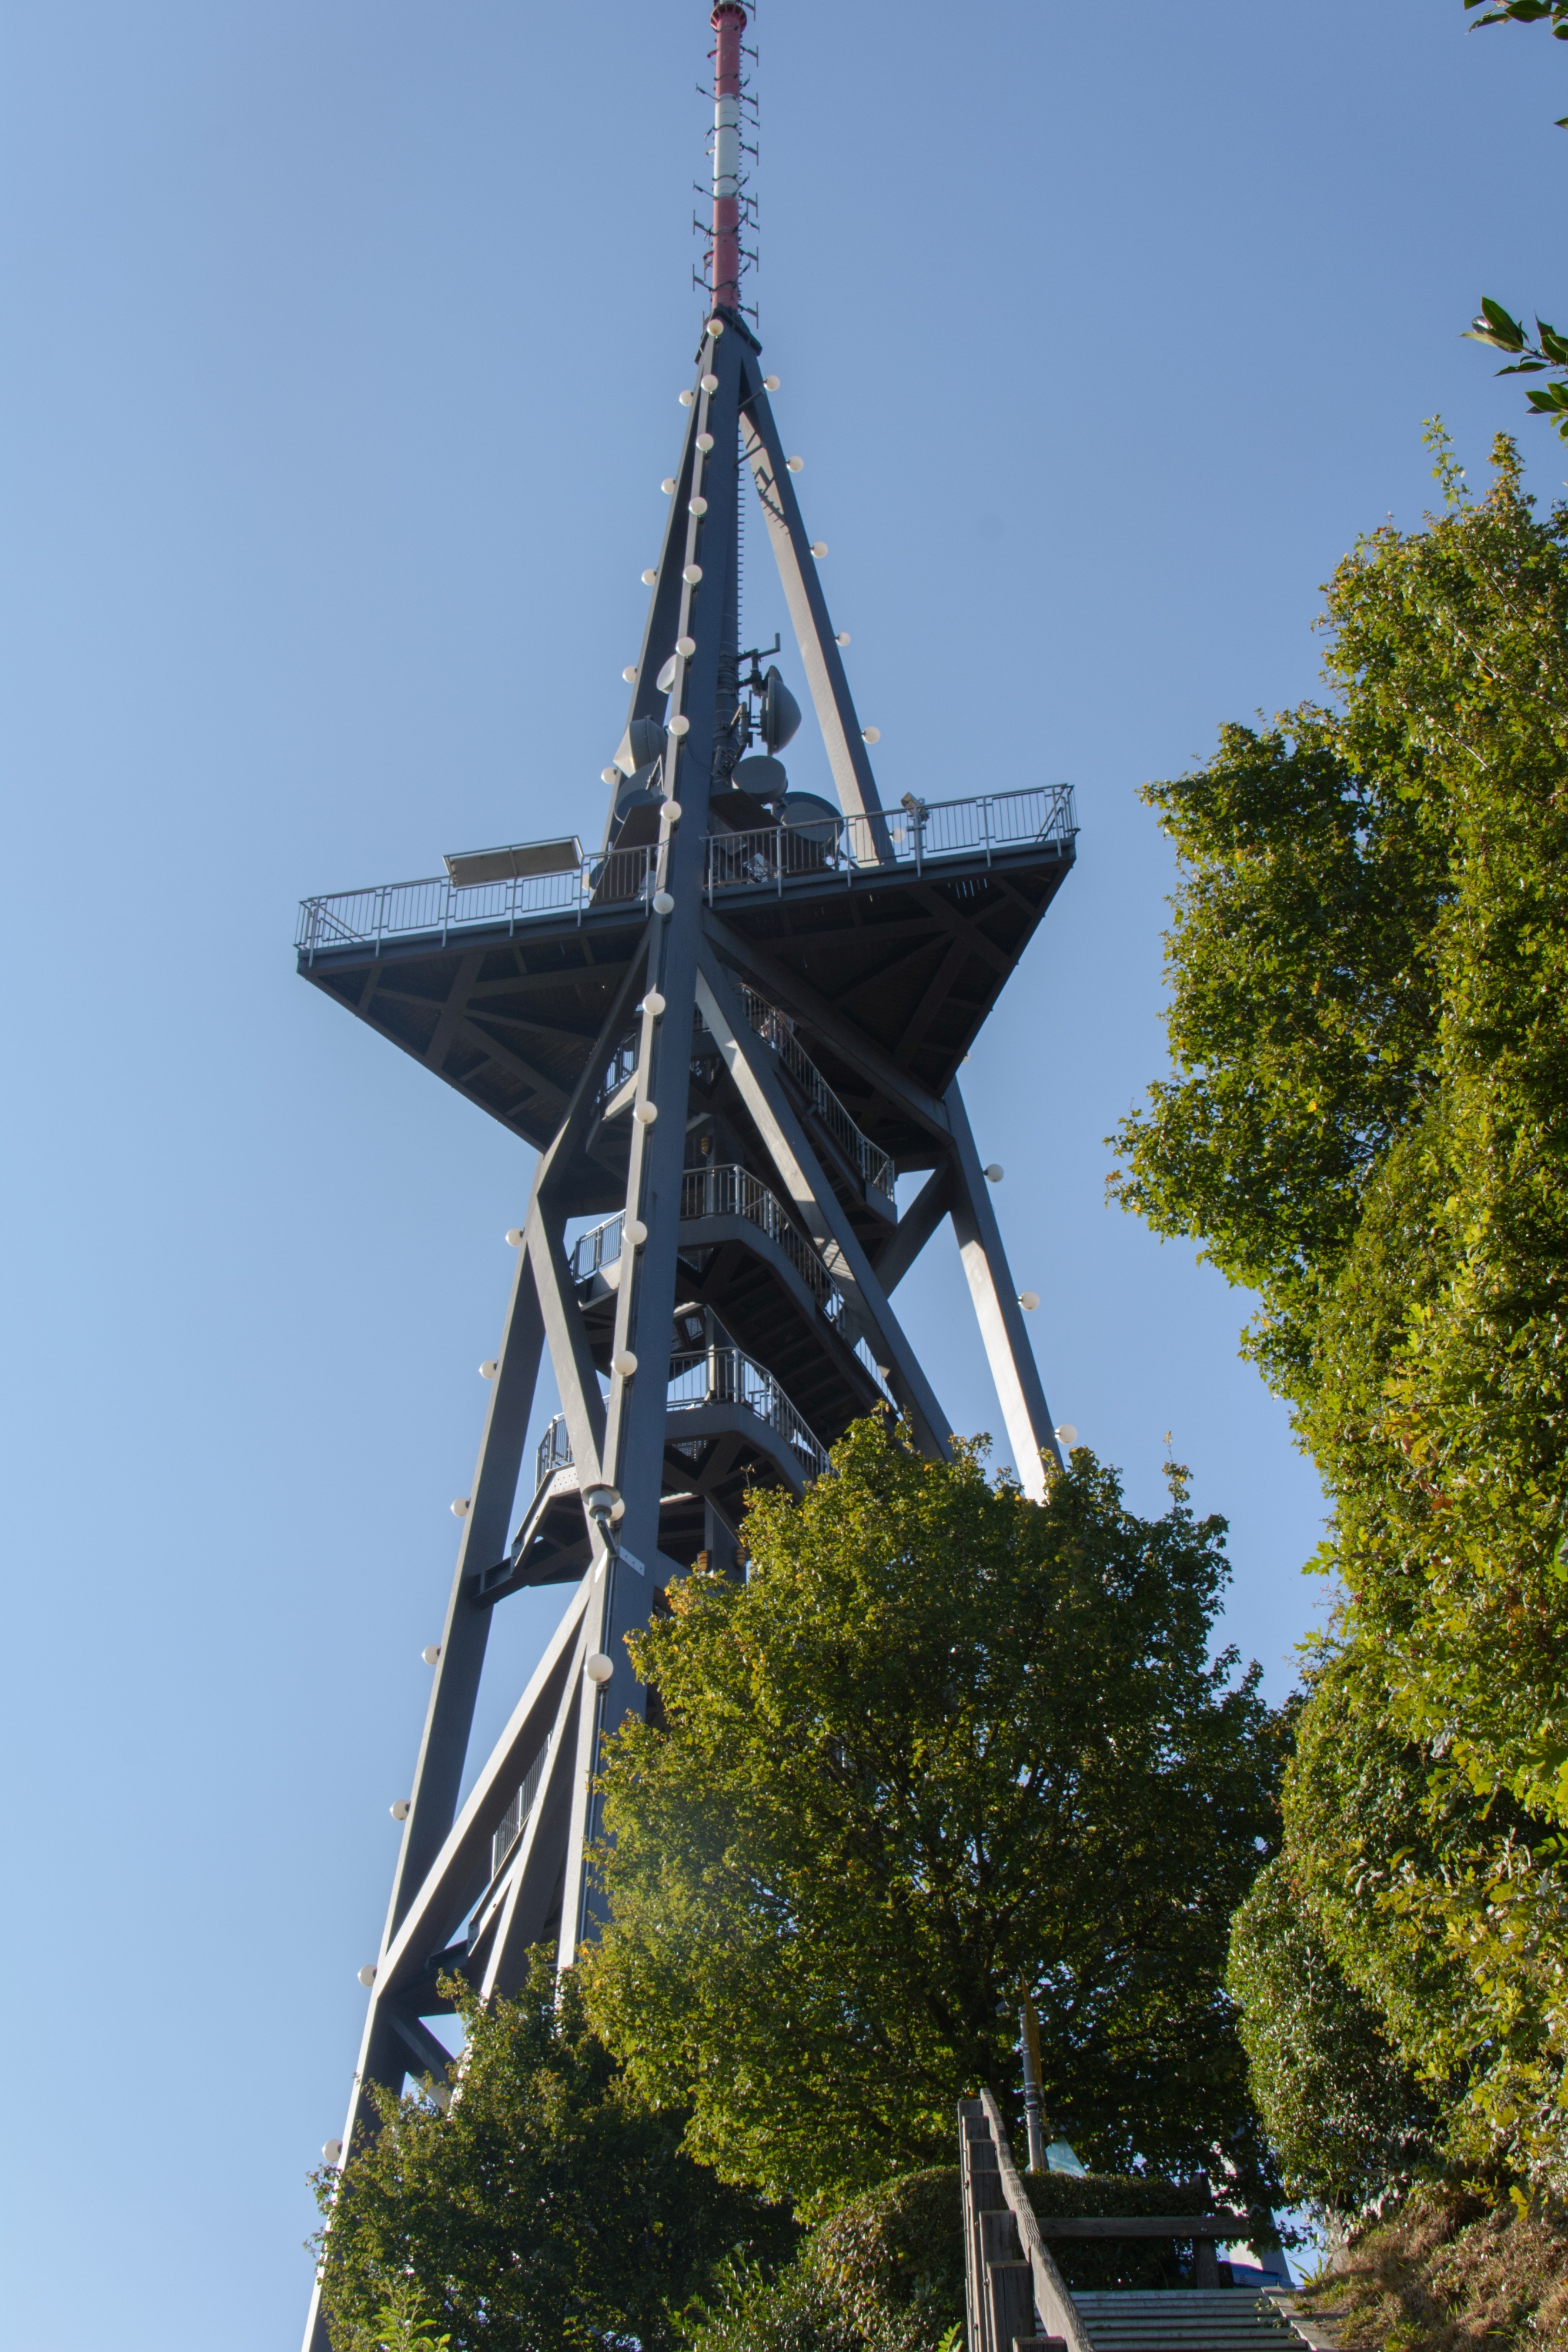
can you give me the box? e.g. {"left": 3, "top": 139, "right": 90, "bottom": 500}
{"left": 569, "top": 1167, "right": 891, "bottom": 1398}
{"left": 705, "top": 783, "right": 1075, "bottom": 897}
{"left": 294, "top": 784, "right": 1075, "bottom": 958}
{"left": 734, "top": 986, "right": 895, "bottom": 1200}
{"left": 533, "top": 1332, "right": 828, "bottom": 1492}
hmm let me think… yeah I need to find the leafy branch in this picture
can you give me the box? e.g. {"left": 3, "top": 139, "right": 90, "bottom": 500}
{"left": 1465, "top": 301, "right": 1568, "bottom": 442}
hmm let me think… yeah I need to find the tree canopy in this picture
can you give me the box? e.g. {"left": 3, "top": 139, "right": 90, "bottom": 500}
{"left": 1115, "top": 436, "right": 1568, "bottom": 2194}
{"left": 581, "top": 1418, "right": 1286, "bottom": 2217}
{"left": 311, "top": 1952, "right": 792, "bottom": 2352}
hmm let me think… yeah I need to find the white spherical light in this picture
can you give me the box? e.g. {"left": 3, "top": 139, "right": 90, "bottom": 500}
{"left": 696, "top": 432, "right": 714, "bottom": 454}
{"left": 357, "top": 1964, "right": 377, "bottom": 1987}
{"left": 862, "top": 726, "right": 880, "bottom": 744}
{"left": 786, "top": 454, "right": 804, "bottom": 473}
{"left": 678, "top": 388, "right": 694, "bottom": 406}
{"left": 668, "top": 714, "right": 690, "bottom": 736}
{"left": 611, "top": 1350, "right": 638, "bottom": 1379}
{"left": 633, "top": 1101, "right": 658, "bottom": 1125}
{"left": 836, "top": 632, "right": 851, "bottom": 647}
{"left": 763, "top": 373, "right": 781, "bottom": 390}
{"left": 422, "top": 1644, "right": 442, "bottom": 1666}
{"left": 676, "top": 634, "right": 696, "bottom": 657}
{"left": 653, "top": 890, "right": 675, "bottom": 917}
{"left": 505, "top": 1227, "right": 523, "bottom": 1246}
{"left": 1055, "top": 1423, "right": 1079, "bottom": 1446}
{"left": 625, "top": 1219, "right": 648, "bottom": 1247}
{"left": 701, "top": 372, "right": 718, "bottom": 393}
{"left": 322, "top": 2140, "right": 342, "bottom": 2164}
{"left": 641, "top": 567, "right": 657, "bottom": 585}
{"left": 1018, "top": 1292, "right": 1039, "bottom": 1312}
{"left": 811, "top": 540, "right": 827, "bottom": 557}
{"left": 479, "top": 1359, "right": 497, "bottom": 1379}
{"left": 601, "top": 765, "right": 618, "bottom": 785}
{"left": 661, "top": 800, "right": 682, "bottom": 824}
{"left": 983, "top": 1164, "right": 1004, "bottom": 1183}
{"left": 450, "top": 1496, "right": 470, "bottom": 1518}
{"left": 661, "top": 476, "right": 676, "bottom": 494}
{"left": 390, "top": 1799, "right": 410, "bottom": 1822}
{"left": 640, "top": 991, "right": 667, "bottom": 1017}
{"left": 688, "top": 495, "right": 708, "bottom": 517}
{"left": 621, "top": 666, "right": 637, "bottom": 683}
{"left": 683, "top": 563, "right": 703, "bottom": 585}
{"left": 585, "top": 1652, "right": 614, "bottom": 1686}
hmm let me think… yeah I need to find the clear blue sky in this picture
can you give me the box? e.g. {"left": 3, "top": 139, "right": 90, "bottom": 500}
{"left": 1, "top": 2, "right": 1559, "bottom": 2344}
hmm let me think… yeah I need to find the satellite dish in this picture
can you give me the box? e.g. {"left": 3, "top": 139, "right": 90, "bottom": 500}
{"left": 777, "top": 792, "right": 840, "bottom": 850}
{"left": 615, "top": 715, "right": 668, "bottom": 777}
{"left": 614, "top": 764, "right": 662, "bottom": 820}
{"left": 731, "top": 754, "right": 789, "bottom": 806}
{"left": 760, "top": 667, "right": 801, "bottom": 753}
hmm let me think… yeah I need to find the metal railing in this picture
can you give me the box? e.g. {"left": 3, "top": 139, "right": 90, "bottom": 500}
{"left": 735, "top": 986, "right": 895, "bottom": 1201}
{"left": 294, "top": 786, "right": 1076, "bottom": 959}
{"left": 536, "top": 1412, "right": 574, "bottom": 1490}
{"left": 296, "top": 843, "right": 660, "bottom": 957}
{"left": 531, "top": 1338, "right": 828, "bottom": 1489}
{"left": 665, "top": 1342, "right": 829, "bottom": 1478}
{"left": 491, "top": 1738, "right": 551, "bottom": 1882}
{"left": 566, "top": 1168, "right": 891, "bottom": 1399}
{"left": 704, "top": 783, "right": 1075, "bottom": 897}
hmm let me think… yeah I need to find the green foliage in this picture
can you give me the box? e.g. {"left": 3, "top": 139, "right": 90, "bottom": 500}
{"left": 1228, "top": 1853, "right": 1442, "bottom": 2218}
{"left": 582, "top": 1419, "right": 1285, "bottom": 2216}
{"left": 1113, "top": 436, "right": 1568, "bottom": 2189}
{"left": 812, "top": 2170, "right": 964, "bottom": 2334}
{"left": 1465, "top": 303, "right": 1568, "bottom": 443}
{"left": 675, "top": 2254, "right": 868, "bottom": 2352}
{"left": 310, "top": 1949, "right": 793, "bottom": 2352}
{"left": 1463, "top": 0, "right": 1568, "bottom": 29}
{"left": 1021, "top": 2170, "right": 1275, "bottom": 2291}
{"left": 675, "top": 2173, "right": 966, "bottom": 2352}
{"left": 1459, "top": 0, "right": 1568, "bottom": 417}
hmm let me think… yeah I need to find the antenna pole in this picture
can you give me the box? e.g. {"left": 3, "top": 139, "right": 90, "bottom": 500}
{"left": 710, "top": 1, "right": 747, "bottom": 315}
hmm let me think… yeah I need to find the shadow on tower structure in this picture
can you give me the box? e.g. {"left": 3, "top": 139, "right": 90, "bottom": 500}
{"left": 296, "top": 5, "right": 1076, "bottom": 2341}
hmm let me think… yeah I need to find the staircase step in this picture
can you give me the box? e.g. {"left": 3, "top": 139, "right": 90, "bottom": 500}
{"left": 1072, "top": 2293, "right": 1305, "bottom": 2352}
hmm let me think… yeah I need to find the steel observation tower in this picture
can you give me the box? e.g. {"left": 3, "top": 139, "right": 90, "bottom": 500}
{"left": 299, "top": 7, "right": 1075, "bottom": 2342}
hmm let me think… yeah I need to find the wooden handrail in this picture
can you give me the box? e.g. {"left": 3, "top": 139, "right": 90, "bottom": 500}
{"left": 968, "top": 2089, "right": 1098, "bottom": 2352}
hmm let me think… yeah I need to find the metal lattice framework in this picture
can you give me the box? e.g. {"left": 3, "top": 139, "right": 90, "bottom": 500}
{"left": 297, "top": 8, "right": 1076, "bottom": 2344}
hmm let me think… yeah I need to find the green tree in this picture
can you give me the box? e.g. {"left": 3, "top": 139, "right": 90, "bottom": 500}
{"left": 311, "top": 1949, "right": 791, "bottom": 2352}
{"left": 1112, "top": 435, "right": 1568, "bottom": 2188}
{"left": 1228, "top": 1852, "right": 1442, "bottom": 2220}
{"left": 1460, "top": 0, "right": 1568, "bottom": 432}
{"left": 581, "top": 1419, "right": 1286, "bottom": 2217}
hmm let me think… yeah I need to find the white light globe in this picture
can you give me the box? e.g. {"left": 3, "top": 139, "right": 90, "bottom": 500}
{"left": 586, "top": 1653, "right": 615, "bottom": 1686}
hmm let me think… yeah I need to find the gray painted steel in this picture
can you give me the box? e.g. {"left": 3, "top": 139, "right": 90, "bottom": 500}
{"left": 297, "top": 309, "right": 1076, "bottom": 2352}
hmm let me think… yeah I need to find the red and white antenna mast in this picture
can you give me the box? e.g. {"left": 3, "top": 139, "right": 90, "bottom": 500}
{"left": 708, "top": 1, "right": 747, "bottom": 316}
